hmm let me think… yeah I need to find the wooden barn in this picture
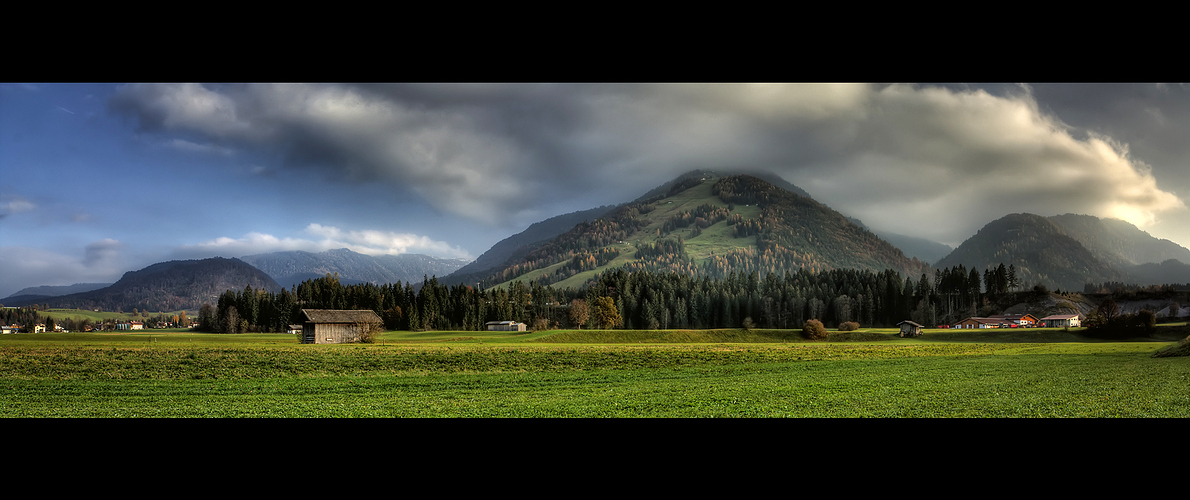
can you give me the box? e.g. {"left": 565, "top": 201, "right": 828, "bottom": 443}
{"left": 896, "top": 320, "right": 924, "bottom": 337}
{"left": 300, "top": 309, "right": 384, "bottom": 344}
{"left": 485, "top": 321, "right": 527, "bottom": 332}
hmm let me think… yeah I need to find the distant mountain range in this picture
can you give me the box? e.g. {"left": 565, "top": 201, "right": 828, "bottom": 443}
{"left": 239, "top": 248, "right": 470, "bottom": 290}
{"left": 4, "top": 258, "right": 280, "bottom": 311}
{"left": 8, "top": 170, "right": 1188, "bottom": 314}
{"left": 933, "top": 212, "right": 1190, "bottom": 291}
{"left": 2, "top": 283, "right": 112, "bottom": 305}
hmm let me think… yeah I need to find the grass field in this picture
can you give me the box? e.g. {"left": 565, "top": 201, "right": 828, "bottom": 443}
{"left": 2, "top": 325, "right": 1187, "bottom": 417}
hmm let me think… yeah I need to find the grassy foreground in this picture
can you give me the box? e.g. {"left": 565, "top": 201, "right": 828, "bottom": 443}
{"left": 2, "top": 327, "right": 1188, "bottom": 417}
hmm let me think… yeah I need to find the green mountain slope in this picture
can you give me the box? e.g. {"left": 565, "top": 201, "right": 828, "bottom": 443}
{"left": 476, "top": 173, "right": 929, "bottom": 289}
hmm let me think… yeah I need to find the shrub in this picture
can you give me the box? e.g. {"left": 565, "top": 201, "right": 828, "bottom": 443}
{"left": 838, "top": 321, "right": 860, "bottom": 332}
{"left": 355, "top": 321, "right": 381, "bottom": 344}
{"left": 802, "top": 319, "right": 828, "bottom": 340}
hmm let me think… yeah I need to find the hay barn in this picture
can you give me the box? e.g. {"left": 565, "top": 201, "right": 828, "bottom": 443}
{"left": 896, "top": 320, "right": 924, "bottom": 337}
{"left": 486, "top": 320, "right": 527, "bottom": 332}
{"left": 301, "top": 309, "right": 384, "bottom": 344}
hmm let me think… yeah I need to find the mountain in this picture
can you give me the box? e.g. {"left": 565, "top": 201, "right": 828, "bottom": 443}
{"left": 444, "top": 205, "right": 617, "bottom": 285}
{"left": 1124, "top": 259, "right": 1190, "bottom": 287}
{"left": 3, "top": 283, "right": 112, "bottom": 300}
{"left": 935, "top": 212, "right": 1190, "bottom": 291}
{"left": 845, "top": 216, "right": 954, "bottom": 264}
{"left": 1046, "top": 213, "right": 1190, "bottom": 268}
{"left": 4, "top": 257, "right": 281, "bottom": 312}
{"left": 934, "top": 213, "right": 1124, "bottom": 291}
{"left": 240, "top": 248, "right": 470, "bottom": 290}
{"left": 464, "top": 172, "right": 929, "bottom": 289}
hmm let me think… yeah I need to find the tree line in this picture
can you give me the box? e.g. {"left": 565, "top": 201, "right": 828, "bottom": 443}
{"left": 191, "top": 260, "right": 1032, "bottom": 334}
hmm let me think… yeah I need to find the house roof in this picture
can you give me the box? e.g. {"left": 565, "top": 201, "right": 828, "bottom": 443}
{"left": 987, "top": 314, "right": 1038, "bottom": 321}
{"left": 896, "top": 320, "right": 924, "bottom": 327}
{"left": 1040, "top": 314, "right": 1080, "bottom": 320}
{"left": 957, "top": 317, "right": 1003, "bottom": 325}
{"left": 301, "top": 309, "right": 383, "bottom": 324}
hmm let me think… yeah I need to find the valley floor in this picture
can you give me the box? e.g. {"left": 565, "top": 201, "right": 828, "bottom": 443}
{"left": 2, "top": 325, "right": 1187, "bottom": 418}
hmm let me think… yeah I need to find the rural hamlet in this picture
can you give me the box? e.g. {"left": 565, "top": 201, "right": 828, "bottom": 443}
{"left": 300, "top": 309, "right": 384, "bottom": 344}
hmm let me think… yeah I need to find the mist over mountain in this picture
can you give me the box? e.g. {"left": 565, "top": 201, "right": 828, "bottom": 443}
{"left": 1046, "top": 213, "right": 1190, "bottom": 268}
{"left": 845, "top": 216, "right": 954, "bottom": 265}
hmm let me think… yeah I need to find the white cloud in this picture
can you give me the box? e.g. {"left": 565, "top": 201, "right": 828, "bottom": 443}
{"left": 175, "top": 224, "right": 472, "bottom": 260}
{"left": 781, "top": 84, "right": 1187, "bottom": 245}
{"left": 108, "top": 83, "right": 1188, "bottom": 248}
{"left": 0, "top": 197, "right": 35, "bottom": 217}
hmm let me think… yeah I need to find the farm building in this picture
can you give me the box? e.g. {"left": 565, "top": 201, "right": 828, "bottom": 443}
{"left": 287, "top": 324, "right": 303, "bottom": 335}
{"left": 986, "top": 314, "right": 1039, "bottom": 327}
{"left": 954, "top": 317, "right": 1008, "bottom": 329}
{"left": 300, "top": 309, "right": 384, "bottom": 344}
{"left": 1040, "top": 314, "right": 1081, "bottom": 328}
{"left": 896, "top": 320, "right": 924, "bottom": 337}
{"left": 486, "top": 321, "right": 527, "bottom": 332}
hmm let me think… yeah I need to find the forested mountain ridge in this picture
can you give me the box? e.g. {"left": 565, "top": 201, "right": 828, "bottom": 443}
{"left": 240, "top": 248, "right": 470, "bottom": 290}
{"left": 1046, "top": 213, "right": 1190, "bottom": 268}
{"left": 8, "top": 258, "right": 281, "bottom": 312}
{"left": 935, "top": 212, "right": 1190, "bottom": 291}
{"left": 443, "top": 205, "right": 617, "bottom": 286}
{"left": 934, "top": 213, "right": 1122, "bottom": 291}
{"left": 468, "top": 172, "right": 930, "bottom": 290}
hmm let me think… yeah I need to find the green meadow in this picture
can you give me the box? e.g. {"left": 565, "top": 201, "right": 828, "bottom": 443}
{"left": 2, "top": 326, "right": 1187, "bottom": 417}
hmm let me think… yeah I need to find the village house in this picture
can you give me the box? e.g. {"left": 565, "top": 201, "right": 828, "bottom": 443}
{"left": 986, "top": 314, "right": 1039, "bottom": 327}
{"left": 287, "top": 324, "right": 304, "bottom": 335}
{"left": 1040, "top": 314, "right": 1081, "bottom": 328}
{"left": 300, "top": 309, "right": 383, "bottom": 344}
{"left": 486, "top": 320, "right": 527, "bottom": 332}
{"left": 896, "top": 320, "right": 924, "bottom": 337}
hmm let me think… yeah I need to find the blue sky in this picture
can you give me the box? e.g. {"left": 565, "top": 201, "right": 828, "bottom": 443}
{"left": 3, "top": 83, "right": 1188, "bottom": 298}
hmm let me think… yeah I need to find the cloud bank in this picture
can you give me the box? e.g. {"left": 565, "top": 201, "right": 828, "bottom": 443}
{"left": 172, "top": 223, "right": 472, "bottom": 260}
{"left": 107, "top": 83, "right": 1187, "bottom": 247}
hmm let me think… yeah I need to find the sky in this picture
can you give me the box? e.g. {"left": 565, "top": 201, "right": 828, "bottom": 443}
{"left": 2, "top": 82, "right": 1188, "bottom": 298}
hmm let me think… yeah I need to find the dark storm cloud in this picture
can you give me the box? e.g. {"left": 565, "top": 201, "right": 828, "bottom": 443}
{"left": 104, "top": 83, "right": 1188, "bottom": 247}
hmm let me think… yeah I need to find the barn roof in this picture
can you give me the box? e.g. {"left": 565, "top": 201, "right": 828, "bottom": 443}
{"left": 896, "top": 320, "right": 924, "bottom": 327}
{"left": 957, "top": 317, "right": 1003, "bottom": 325}
{"left": 301, "top": 309, "right": 383, "bottom": 324}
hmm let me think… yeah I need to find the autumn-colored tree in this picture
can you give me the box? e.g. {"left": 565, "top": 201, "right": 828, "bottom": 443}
{"left": 568, "top": 298, "right": 590, "bottom": 329}
{"left": 592, "top": 297, "right": 622, "bottom": 330}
